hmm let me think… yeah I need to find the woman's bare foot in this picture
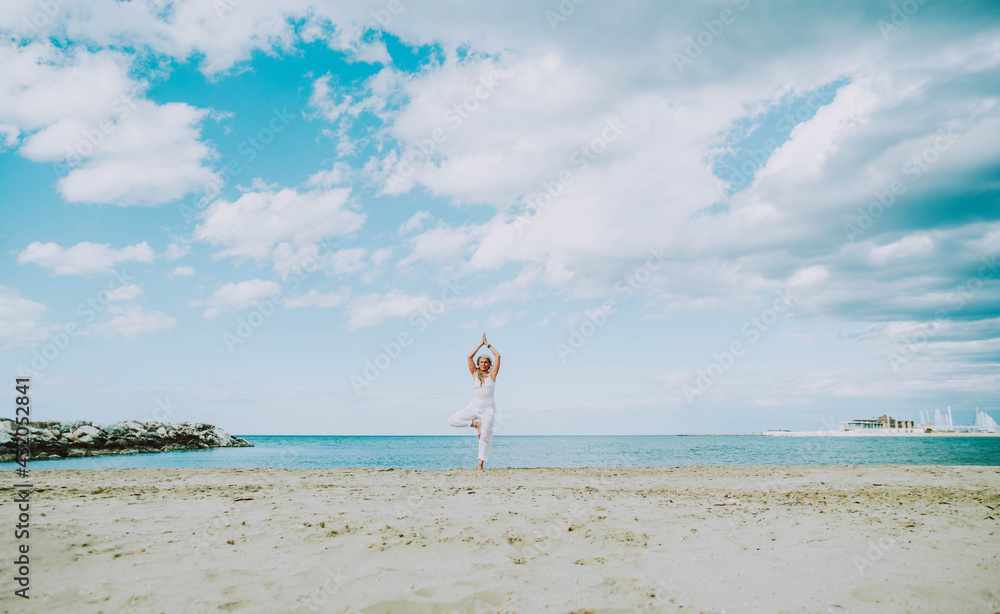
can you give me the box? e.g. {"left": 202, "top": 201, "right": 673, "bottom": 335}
{"left": 471, "top": 420, "right": 482, "bottom": 439}
{"left": 477, "top": 460, "right": 484, "bottom": 471}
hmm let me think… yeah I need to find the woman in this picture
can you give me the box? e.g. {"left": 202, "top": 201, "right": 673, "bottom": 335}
{"left": 448, "top": 333, "right": 501, "bottom": 471}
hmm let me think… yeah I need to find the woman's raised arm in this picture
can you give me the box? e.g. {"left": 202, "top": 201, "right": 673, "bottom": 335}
{"left": 485, "top": 336, "right": 501, "bottom": 379}
{"left": 467, "top": 334, "right": 485, "bottom": 375}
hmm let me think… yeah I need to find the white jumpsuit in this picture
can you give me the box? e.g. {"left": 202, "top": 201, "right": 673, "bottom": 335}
{"left": 448, "top": 372, "right": 496, "bottom": 461}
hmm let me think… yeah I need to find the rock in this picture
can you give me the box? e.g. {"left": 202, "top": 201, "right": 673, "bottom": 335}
{"left": 103, "top": 423, "right": 128, "bottom": 437}
{"left": 74, "top": 425, "right": 101, "bottom": 438}
{"left": 0, "top": 418, "right": 253, "bottom": 461}
{"left": 32, "top": 429, "right": 56, "bottom": 442}
{"left": 124, "top": 420, "right": 146, "bottom": 433}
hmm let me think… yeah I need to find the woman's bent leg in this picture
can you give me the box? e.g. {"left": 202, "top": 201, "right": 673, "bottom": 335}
{"left": 448, "top": 404, "right": 477, "bottom": 428}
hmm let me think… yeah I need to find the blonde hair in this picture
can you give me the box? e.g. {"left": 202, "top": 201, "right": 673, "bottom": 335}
{"left": 476, "top": 355, "right": 492, "bottom": 384}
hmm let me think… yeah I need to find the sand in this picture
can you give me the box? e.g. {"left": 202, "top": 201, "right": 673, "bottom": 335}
{"left": 3, "top": 465, "right": 999, "bottom": 613}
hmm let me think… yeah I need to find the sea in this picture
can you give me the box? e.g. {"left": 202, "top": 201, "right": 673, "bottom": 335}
{"left": 3, "top": 435, "right": 999, "bottom": 471}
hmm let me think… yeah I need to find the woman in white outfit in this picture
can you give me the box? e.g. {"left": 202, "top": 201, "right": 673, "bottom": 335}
{"left": 448, "top": 333, "right": 501, "bottom": 471}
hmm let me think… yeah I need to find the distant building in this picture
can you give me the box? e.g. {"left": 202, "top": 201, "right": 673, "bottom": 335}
{"left": 844, "top": 415, "right": 915, "bottom": 430}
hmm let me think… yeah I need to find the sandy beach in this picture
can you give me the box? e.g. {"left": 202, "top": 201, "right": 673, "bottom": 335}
{"left": 4, "top": 465, "right": 999, "bottom": 613}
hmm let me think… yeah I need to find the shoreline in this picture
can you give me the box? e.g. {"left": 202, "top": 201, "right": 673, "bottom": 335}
{"left": 761, "top": 429, "right": 1000, "bottom": 437}
{"left": 13, "top": 459, "right": 1000, "bottom": 474}
{"left": 9, "top": 465, "right": 999, "bottom": 612}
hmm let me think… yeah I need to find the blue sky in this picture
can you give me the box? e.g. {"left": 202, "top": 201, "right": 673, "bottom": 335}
{"left": 1, "top": 0, "right": 998, "bottom": 435}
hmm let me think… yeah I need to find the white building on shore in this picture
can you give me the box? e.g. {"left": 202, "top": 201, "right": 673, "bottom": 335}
{"left": 762, "top": 407, "right": 999, "bottom": 436}
{"left": 843, "top": 415, "right": 916, "bottom": 431}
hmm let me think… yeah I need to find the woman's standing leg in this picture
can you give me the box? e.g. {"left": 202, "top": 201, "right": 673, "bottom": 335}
{"left": 477, "top": 408, "right": 495, "bottom": 464}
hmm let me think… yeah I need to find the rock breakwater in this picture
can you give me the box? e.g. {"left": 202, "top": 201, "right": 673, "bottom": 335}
{"left": 0, "top": 419, "right": 253, "bottom": 462}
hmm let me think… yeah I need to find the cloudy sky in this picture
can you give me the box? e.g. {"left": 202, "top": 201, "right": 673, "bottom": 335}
{"left": 1, "top": 0, "right": 997, "bottom": 435}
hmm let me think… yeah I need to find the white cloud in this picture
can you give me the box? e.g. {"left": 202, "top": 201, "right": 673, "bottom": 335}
{"left": 308, "top": 74, "right": 354, "bottom": 123}
{"left": 398, "top": 211, "right": 432, "bottom": 236}
{"left": 372, "top": 30, "right": 1000, "bottom": 346}
{"left": 170, "top": 266, "right": 196, "bottom": 278}
{"left": 194, "top": 183, "right": 365, "bottom": 265}
{"left": 272, "top": 244, "right": 368, "bottom": 277}
{"left": 538, "top": 309, "right": 557, "bottom": 327}
{"left": 399, "top": 223, "right": 486, "bottom": 267}
{"left": 285, "top": 288, "right": 349, "bottom": 309}
{"left": 86, "top": 305, "right": 175, "bottom": 340}
{"left": 0, "top": 2, "right": 394, "bottom": 78}
{"left": 757, "top": 75, "right": 886, "bottom": 183}
{"left": 0, "top": 123, "right": 18, "bottom": 150}
{"left": 461, "top": 263, "right": 551, "bottom": 309}
{"left": 0, "top": 42, "right": 135, "bottom": 130}
{"left": 866, "top": 235, "right": 935, "bottom": 266}
{"left": 787, "top": 266, "right": 830, "bottom": 288}
{"left": 344, "top": 289, "right": 435, "bottom": 330}
{"left": 461, "top": 309, "right": 527, "bottom": 330}
{"left": 163, "top": 243, "right": 191, "bottom": 260}
{"left": 359, "top": 247, "right": 394, "bottom": 284}
{"left": 196, "top": 280, "right": 281, "bottom": 319}
{"left": 17, "top": 1, "right": 303, "bottom": 77}
{"left": 21, "top": 101, "right": 218, "bottom": 205}
{"left": 304, "top": 161, "right": 351, "bottom": 189}
{"left": 0, "top": 286, "right": 48, "bottom": 349}
{"left": 17, "top": 241, "right": 154, "bottom": 276}
{"left": 303, "top": 18, "right": 391, "bottom": 66}
{"left": 106, "top": 283, "right": 143, "bottom": 302}
{"left": 1, "top": 42, "right": 219, "bottom": 206}
{"left": 324, "top": 247, "right": 368, "bottom": 275}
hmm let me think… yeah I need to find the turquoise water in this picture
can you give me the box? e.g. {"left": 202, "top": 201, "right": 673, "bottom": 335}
{"left": 3, "top": 435, "right": 999, "bottom": 470}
